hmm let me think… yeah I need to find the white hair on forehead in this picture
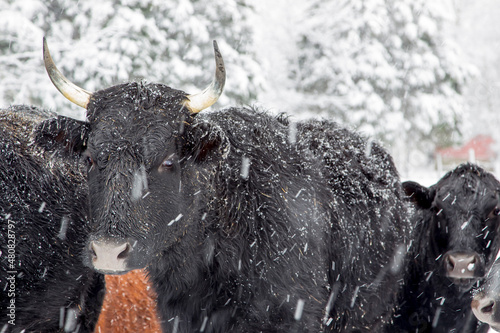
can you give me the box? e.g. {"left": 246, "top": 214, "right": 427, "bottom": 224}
{"left": 131, "top": 164, "right": 148, "bottom": 201}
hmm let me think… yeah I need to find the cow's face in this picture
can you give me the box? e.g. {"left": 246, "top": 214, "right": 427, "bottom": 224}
{"left": 83, "top": 84, "right": 193, "bottom": 273}
{"left": 42, "top": 38, "right": 225, "bottom": 274}
{"left": 404, "top": 165, "right": 500, "bottom": 290}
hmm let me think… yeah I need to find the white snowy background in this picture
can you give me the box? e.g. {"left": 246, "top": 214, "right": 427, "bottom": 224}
{"left": 0, "top": 0, "right": 499, "bottom": 330}
{"left": 0, "top": 0, "right": 499, "bottom": 187}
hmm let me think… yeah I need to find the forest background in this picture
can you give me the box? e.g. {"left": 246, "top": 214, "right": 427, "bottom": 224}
{"left": 0, "top": 0, "right": 498, "bottom": 185}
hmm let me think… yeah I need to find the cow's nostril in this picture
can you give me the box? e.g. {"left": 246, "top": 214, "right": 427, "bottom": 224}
{"left": 481, "top": 300, "right": 495, "bottom": 314}
{"left": 445, "top": 255, "right": 455, "bottom": 271}
{"left": 117, "top": 243, "right": 131, "bottom": 260}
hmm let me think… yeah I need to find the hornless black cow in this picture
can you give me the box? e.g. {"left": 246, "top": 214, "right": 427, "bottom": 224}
{"left": 39, "top": 38, "right": 411, "bottom": 332}
{"left": 0, "top": 106, "right": 104, "bottom": 332}
{"left": 471, "top": 258, "right": 500, "bottom": 332}
{"left": 390, "top": 163, "right": 500, "bottom": 333}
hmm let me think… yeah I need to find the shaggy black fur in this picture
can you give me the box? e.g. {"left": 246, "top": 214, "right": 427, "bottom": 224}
{"left": 40, "top": 81, "right": 411, "bottom": 332}
{"left": 0, "top": 106, "right": 104, "bottom": 332}
{"left": 390, "top": 163, "right": 500, "bottom": 333}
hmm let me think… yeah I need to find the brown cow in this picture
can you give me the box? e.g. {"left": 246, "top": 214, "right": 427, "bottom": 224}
{"left": 94, "top": 269, "right": 161, "bottom": 333}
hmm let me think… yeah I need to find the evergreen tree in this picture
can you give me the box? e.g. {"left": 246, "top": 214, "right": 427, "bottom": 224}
{"left": 290, "top": 0, "right": 473, "bottom": 168}
{"left": 0, "top": 0, "right": 262, "bottom": 118}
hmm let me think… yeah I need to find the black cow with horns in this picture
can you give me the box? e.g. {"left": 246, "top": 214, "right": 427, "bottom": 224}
{"left": 0, "top": 106, "right": 104, "bottom": 332}
{"left": 38, "top": 37, "right": 411, "bottom": 332}
{"left": 389, "top": 163, "right": 500, "bottom": 333}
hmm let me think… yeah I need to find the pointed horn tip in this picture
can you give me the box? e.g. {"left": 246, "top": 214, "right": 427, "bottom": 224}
{"left": 42, "top": 37, "right": 51, "bottom": 62}
{"left": 212, "top": 40, "right": 220, "bottom": 52}
{"left": 42, "top": 37, "right": 57, "bottom": 75}
{"left": 211, "top": 40, "right": 224, "bottom": 63}
{"left": 212, "top": 40, "right": 225, "bottom": 89}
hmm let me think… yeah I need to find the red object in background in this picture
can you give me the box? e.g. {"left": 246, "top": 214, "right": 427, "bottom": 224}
{"left": 94, "top": 269, "right": 161, "bottom": 333}
{"left": 436, "top": 134, "right": 496, "bottom": 161}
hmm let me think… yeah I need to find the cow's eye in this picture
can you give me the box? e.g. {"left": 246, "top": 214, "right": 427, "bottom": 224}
{"left": 162, "top": 160, "right": 173, "bottom": 168}
{"left": 82, "top": 153, "right": 94, "bottom": 169}
{"left": 487, "top": 207, "right": 500, "bottom": 219}
{"left": 159, "top": 158, "right": 174, "bottom": 172}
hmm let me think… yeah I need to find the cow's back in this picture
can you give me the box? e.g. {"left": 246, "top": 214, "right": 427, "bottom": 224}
{"left": 297, "top": 119, "right": 410, "bottom": 330}
{"left": 198, "top": 109, "right": 411, "bottom": 331}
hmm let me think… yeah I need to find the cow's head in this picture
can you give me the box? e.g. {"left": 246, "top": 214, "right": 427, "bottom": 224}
{"left": 471, "top": 259, "right": 500, "bottom": 331}
{"left": 403, "top": 164, "right": 500, "bottom": 290}
{"left": 41, "top": 38, "right": 226, "bottom": 274}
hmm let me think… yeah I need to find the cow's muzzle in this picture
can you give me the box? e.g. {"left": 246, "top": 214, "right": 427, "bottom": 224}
{"left": 89, "top": 239, "right": 133, "bottom": 274}
{"left": 472, "top": 292, "right": 500, "bottom": 331}
{"left": 443, "top": 251, "right": 483, "bottom": 279}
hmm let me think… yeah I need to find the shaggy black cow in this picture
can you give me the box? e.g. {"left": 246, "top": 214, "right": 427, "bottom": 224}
{"left": 390, "top": 163, "right": 500, "bottom": 333}
{"left": 471, "top": 258, "right": 500, "bottom": 332}
{"left": 0, "top": 106, "right": 104, "bottom": 332}
{"left": 40, "top": 38, "right": 411, "bottom": 332}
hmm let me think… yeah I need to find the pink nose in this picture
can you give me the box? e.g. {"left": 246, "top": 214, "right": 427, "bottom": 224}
{"left": 443, "top": 252, "right": 480, "bottom": 279}
{"left": 90, "top": 240, "right": 131, "bottom": 273}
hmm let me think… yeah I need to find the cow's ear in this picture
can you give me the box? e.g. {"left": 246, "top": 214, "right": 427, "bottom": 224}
{"left": 35, "top": 116, "right": 89, "bottom": 156}
{"left": 402, "top": 181, "right": 434, "bottom": 209}
{"left": 182, "top": 121, "right": 228, "bottom": 164}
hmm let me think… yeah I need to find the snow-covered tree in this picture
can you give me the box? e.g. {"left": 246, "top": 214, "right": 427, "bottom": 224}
{"left": 0, "top": 0, "right": 262, "bottom": 118}
{"left": 289, "top": 0, "right": 474, "bottom": 169}
{"left": 454, "top": 0, "right": 500, "bottom": 168}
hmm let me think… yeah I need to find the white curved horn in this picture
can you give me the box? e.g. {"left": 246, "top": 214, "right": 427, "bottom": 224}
{"left": 43, "top": 37, "right": 92, "bottom": 114}
{"left": 185, "top": 40, "right": 226, "bottom": 114}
